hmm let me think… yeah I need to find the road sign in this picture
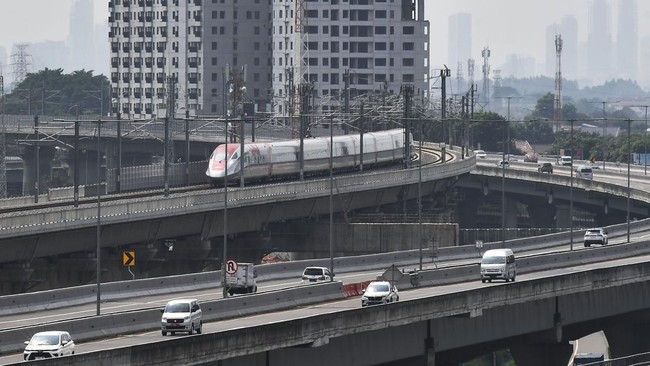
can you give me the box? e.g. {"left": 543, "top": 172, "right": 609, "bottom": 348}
{"left": 226, "top": 259, "right": 238, "bottom": 274}
{"left": 123, "top": 251, "right": 135, "bottom": 266}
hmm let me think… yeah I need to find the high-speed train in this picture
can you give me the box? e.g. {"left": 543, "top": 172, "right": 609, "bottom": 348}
{"left": 206, "top": 128, "right": 410, "bottom": 184}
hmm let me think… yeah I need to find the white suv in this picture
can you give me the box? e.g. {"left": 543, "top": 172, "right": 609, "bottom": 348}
{"left": 301, "top": 266, "right": 333, "bottom": 283}
{"left": 361, "top": 281, "right": 399, "bottom": 307}
{"left": 24, "top": 331, "right": 75, "bottom": 361}
{"left": 161, "top": 299, "right": 202, "bottom": 336}
{"left": 584, "top": 228, "right": 608, "bottom": 247}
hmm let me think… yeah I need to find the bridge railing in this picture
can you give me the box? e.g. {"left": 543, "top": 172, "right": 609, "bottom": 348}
{"left": 582, "top": 352, "right": 650, "bottom": 365}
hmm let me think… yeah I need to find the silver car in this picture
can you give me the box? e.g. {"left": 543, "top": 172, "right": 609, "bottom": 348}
{"left": 361, "top": 281, "right": 399, "bottom": 307}
{"left": 24, "top": 331, "right": 75, "bottom": 361}
{"left": 584, "top": 228, "right": 608, "bottom": 247}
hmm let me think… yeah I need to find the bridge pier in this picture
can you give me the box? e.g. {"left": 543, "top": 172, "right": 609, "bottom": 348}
{"left": 62, "top": 149, "right": 104, "bottom": 186}
{"left": 527, "top": 202, "right": 557, "bottom": 228}
{"left": 604, "top": 317, "right": 650, "bottom": 358}
{"left": 510, "top": 342, "right": 573, "bottom": 366}
{"left": 21, "top": 146, "right": 56, "bottom": 196}
{"left": 555, "top": 204, "right": 572, "bottom": 229}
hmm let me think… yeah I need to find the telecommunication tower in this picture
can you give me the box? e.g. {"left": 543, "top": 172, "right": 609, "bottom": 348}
{"left": 554, "top": 34, "right": 563, "bottom": 126}
{"left": 11, "top": 44, "right": 31, "bottom": 85}
{"left": 456, "top": 61, "right": 464, "bottom": 92}
{"left": 467, "top": 58, "right": 475, "bottom": 88}
{"left": 481, "top": 47, "right": 491, "bottom": 105}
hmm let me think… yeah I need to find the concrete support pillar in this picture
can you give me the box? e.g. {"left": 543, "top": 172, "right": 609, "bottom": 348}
{"left": 503, "top": 196, "right": 518, "bottom": 229}
{"left": 555, "top": 205, "right": 571, "bottom": 229}
{"left": 527, "top": 203, "right": 557, "bottom": 228}
{"left": 21, "top": 146, "right": 55, "bottom": 196}
{"left": 457, "top": 191, "right": 481, "bottom": 228}
{"left": 76, "top": 150, "right": 102, "bottom": 186}
{"left": 604, "top": 321, "right": 650, "bottom": 358}
{"left": 510, "top": 342, "right": 573, "bottom": 366}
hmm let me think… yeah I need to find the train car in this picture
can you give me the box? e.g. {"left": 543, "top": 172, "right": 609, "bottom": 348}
{"left": 206, "top": 129, "right": 410, "bottom": 185}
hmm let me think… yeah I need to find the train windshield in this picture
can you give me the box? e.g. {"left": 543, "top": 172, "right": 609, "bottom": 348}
{"left": 211, "top": 146, "right": 228, "bottom": 162}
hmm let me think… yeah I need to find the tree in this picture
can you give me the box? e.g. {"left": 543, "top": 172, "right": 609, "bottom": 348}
{"left": 469, "top": 111, "right": 510, "bottom": 152}
{"left": 532, "top": 92, "right": 555, "bottom": 120}
{"left": 3, "top": 68, "right": 109, "bottom": 116}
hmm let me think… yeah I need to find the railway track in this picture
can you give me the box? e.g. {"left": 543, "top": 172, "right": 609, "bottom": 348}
{"left": 0, "top": 147, "right": 450, "bottom": 215}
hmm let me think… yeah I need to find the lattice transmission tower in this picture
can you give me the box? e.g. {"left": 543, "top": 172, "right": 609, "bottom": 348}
{"left": 11, "top": 44, "right": 31, "bottom": 85}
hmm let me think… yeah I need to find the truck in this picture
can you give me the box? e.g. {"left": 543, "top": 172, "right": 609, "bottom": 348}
{"left": 225, "top": 262, "right": 257, "bottom": 295}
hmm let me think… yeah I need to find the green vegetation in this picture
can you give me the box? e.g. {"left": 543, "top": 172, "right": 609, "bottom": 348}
{"left": 3, "top": 69, "right": 109, "bottom": 117}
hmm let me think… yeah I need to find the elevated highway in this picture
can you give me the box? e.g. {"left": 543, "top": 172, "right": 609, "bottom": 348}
{"left": 0, "top": 152, "right": 649, "bottom": 365}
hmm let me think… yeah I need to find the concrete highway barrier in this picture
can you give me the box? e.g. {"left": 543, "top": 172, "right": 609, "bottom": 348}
{"left": 0, "top": 282, "right": 345, "bottom": 355}
{"left": 3, "top": 217, "right": 649, "bottom": 317}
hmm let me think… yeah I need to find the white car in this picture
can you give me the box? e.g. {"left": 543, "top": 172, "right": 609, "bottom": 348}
{"left": 161, "top": 299, "right": 203, "bottom": 336}
{"left": 497, "top": 160, "right": 510, "bottom": 169}
{"left": 361, "top": 281, "right": 399, "bottom": 307}
{"left": 475, "top": 149, "right": 487, "bottom": 158}
{"left": 24, "top": 331, "right": 75, "bottom": 361}
{"left": 584, "top": 228, "right": 608, "bottom": 247}
{"left": 301, "top": 266, "right": 333, "bottom": 283}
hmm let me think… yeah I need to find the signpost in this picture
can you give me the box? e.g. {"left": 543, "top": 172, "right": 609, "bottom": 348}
{"left": 122, "top": 251, "right": 135, "bottom": 280}
{"left": 226, "top": 259, "right": 238, "bottom": 275}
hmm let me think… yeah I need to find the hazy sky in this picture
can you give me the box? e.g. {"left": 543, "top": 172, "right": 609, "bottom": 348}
{"left": 0, "top": 0, "right": 648, "bottom": 73}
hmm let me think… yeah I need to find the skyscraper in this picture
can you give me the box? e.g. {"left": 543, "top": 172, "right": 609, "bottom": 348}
{"left": 587, "top": 0, "right": 613, "bottom": 83}
{"left": 616, "top": 0, "right": 638, "bottom": 80}
{"left": 448, "top": 13, "right": 472, "bottom": 83}
{"left": 68, "top": 0, "right": 95, "bottom": 72}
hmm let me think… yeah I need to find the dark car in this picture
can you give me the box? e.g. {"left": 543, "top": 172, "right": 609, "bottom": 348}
{"left": 538, "top": 162, "right": 553, "bottom": 173}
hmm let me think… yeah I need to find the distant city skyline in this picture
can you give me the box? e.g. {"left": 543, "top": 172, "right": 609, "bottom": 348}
{"left": 0, "top": 0, "right": 649, "bottom": 88}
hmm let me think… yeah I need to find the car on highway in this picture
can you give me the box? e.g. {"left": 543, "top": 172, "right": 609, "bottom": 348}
{"left": 575, "top": 165, "right": 594, "bottom": 179}
{"left": 23, "top": 331, "right": 75, "bottom": 361}
{"left": 161, "top": 299, "right": 203, "bottom": 336}
{"left": 497, "top": 160, "right": 510, "bottom": 169}
{"left": 475, "top": 149, "right": 487, "bottom": 159}
{"left": 480, "top": 248, "right": 516, "bottom": 283}
{"left": 583, "top": 228, "right": 608, "bottom": 247}
{"left": 523, "top": 153, "right": 538, "bottom": 163}
{"left": 361, "top": 281, "right": 399, "bottom": 307}
{"left": 538, "top": 162, "right": 553, "bottom": 173}
{"left": 557, "top": 155, "right": 572, "bottom": 166}
{"left": 301, "top": 266, "right": 333, "bottom": 284}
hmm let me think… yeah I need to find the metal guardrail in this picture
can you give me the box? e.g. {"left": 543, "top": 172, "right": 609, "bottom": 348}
{"left": 582, "top": 352, "right": 650, "bottom": 366}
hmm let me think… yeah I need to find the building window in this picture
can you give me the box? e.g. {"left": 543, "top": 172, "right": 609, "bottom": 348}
{"left": 402, "top": 42, "right": 415, "bottom": 51}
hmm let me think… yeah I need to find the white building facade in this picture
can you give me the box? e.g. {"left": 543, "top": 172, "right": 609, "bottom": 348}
{"left": 109, "top": 0, "right": 429, "bottom": 120}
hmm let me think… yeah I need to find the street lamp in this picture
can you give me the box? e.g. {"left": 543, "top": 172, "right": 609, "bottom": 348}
{"left": 418, "top": 119, "right": 423, "bottom": 270}
{"left": 626, "top": 118, "right": 631, "bottom": 243}
{"left": 569, "top": 119, "right": 574, "bottom": 250}
{"left": 329, "top": 115, "right": 335, "bottom": 280}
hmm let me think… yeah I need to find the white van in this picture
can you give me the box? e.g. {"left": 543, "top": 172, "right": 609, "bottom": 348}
{"left": 575, "top": 165, "right": 593, "bottom": 180}
{"left": 558, "top": 155, "right": 572, "bottom": 166}
{"left": 161, "top": 299, "right": 202, "bottom": 336}
{"left": 480, "top": 249, "right": 516, "bottom": 283}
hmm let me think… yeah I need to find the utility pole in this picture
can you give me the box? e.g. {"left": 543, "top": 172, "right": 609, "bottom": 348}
{"left": 401, "top": 84, "right": 414, "bottom": 169}
{"left": 440, "top": 67, "right": 451, "bottom": 163}
{"left": 0, "top": 75, "right": 6, "bottom": 198}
